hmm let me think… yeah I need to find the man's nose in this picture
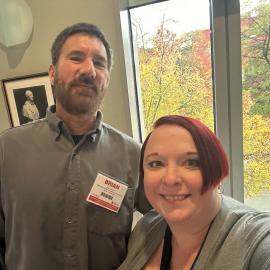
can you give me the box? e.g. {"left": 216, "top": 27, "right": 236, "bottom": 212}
{"left": 81, "top": 59, "right": 96, "bottom": 78}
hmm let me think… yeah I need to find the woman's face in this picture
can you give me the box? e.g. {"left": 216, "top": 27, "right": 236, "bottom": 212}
{"left": 143, "top": 124, "right": 219, "bottom": 226}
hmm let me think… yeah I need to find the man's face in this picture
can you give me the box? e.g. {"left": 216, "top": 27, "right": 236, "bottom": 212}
{"left": 26, "top": 91, "right": 34, "bottom": 101}
{"left": 49, "top": 33, "right": 110, "bottom": 116}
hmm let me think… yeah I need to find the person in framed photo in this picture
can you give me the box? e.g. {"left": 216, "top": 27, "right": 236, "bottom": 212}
{"left": 12, "top": 85, "right": 48, "bottom": 126}
{"left": 0, "top": 22, "right": 151, "bottom": 270}
{"left": 22, "top": 89, "right": 40, "bottom": 122}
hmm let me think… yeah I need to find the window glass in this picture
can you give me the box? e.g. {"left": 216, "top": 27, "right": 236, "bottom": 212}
{"left": 240, "top": 0, "right": 270, "bottom": 210}
{"left": 129, "top": 0, "right": 213, "bottom": 138}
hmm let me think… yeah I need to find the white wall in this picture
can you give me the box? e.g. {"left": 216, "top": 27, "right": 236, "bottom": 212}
{"left": 0, "top": 0, "right": 133, "bottom": 136}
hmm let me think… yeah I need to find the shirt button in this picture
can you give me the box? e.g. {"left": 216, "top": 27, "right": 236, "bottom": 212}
{"left": 71, "top": 153, "right": 77, "bottom": 160}
{"left": 65, "top": 217, "right": 73, "bottom": 224}
{"left": 67, "top": 182, "right": 76, "bottom": 190}
{"left": 64, "top": 251, "right": 73, "bottom": 257}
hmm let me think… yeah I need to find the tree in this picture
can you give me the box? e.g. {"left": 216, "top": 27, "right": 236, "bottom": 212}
{"left": 241, "top": 0, "right": 270, "bottom": 196}
{"left": 133, "top": 16, "right": 214, "bottom": 134}
{"left": 241, "top": 1, "right": 270, "bottom": 117}
{"left": 243, "top": 92, "right": 270, "bottom": 196}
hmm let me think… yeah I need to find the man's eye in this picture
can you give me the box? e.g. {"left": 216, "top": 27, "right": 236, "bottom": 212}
{"left": 94, "top": 60, "right": 106, "bottom": 69}
{"left": 185, "top": 159, "right": 200, "bottom": 168}
{"left": 68, "top": 54, "right": 84, "bottom": 62}
{"left": 70, "top": 56, "right": 82, "bottom": 62}
{"left": 147, "top": 160, "right": 163, "bottom": 168}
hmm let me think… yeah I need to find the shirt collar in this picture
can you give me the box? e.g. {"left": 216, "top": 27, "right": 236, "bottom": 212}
{"left": 46, "top": 105, "right": 102, "bottom": 141}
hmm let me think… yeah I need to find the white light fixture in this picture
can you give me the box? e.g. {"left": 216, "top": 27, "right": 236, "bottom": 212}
{"left": 0, "top": 0, "right": 33, "bottom": 47}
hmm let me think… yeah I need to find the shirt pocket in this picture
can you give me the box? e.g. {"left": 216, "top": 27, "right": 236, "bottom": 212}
{"left": 86, "top": 187, "right": 135, "bottom": 235}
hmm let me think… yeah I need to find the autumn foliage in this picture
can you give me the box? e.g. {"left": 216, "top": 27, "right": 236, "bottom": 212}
{"left": 132, "top": 0, "right": 270, "bottom": 197}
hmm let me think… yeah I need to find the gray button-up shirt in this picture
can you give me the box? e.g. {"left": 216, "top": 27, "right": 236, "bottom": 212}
{"left": 0, "top": 106, "right": 151, "bottom": 270}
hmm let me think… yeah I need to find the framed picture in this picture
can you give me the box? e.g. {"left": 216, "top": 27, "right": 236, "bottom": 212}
{"left": 2, "top": 73, "right": 55, "bottom": 126}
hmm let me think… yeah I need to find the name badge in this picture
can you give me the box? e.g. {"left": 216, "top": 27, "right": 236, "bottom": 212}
{"left": 86, "top": 172, "right": 128, "bottom": 213}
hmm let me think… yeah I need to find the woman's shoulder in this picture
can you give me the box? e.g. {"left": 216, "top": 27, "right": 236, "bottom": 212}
{"left": 209, "top": 196, "right": 270, "bottom": 268}
{"left": 135, "top": 209, "right": 165, "bottom": 229}
{"left": 221, "top": 195, "right": 270, "bottom": 223}
{"left": 129, "top": 209, "right": 166, "bottom": 247}
{"left": 192, "top": 197, "right": 270, "bottom": 269}
{"left": 117, "top": 210, "right": 166, "bottom": 270}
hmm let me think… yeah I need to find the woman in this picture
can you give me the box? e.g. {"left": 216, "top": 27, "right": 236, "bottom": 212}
{"left": 118, "top": 115, "right": 270, "bottom": 270}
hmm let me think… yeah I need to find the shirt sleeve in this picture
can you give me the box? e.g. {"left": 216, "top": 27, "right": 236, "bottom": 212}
{"left": 249, "top": 234, "right": 270, "bottom": 270}
{"left": 0, "top": 143, "right": 6, "bottom": 270}
{"left": 0, "top": 213, "right": 6, "bottom": 270}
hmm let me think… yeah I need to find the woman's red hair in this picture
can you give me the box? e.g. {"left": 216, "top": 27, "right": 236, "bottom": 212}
{"left": 140, "top": 115, "right": 229, "bottom": 193}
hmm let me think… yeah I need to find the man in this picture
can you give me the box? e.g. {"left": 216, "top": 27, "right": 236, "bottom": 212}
{"left": 0, "top": 23, "right": 151, "bottom": 270}
{"left": 22, "top": 90, "right": 40, "bottom": 121}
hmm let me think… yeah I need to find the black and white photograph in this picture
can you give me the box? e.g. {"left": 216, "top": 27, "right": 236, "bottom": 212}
{"left": 2, "top": 73, "right": 55, "bottom": 126}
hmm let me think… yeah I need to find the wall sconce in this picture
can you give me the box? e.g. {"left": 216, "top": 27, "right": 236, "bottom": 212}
{"left": 0, "top": 0, "right": 33, "bottom": 47}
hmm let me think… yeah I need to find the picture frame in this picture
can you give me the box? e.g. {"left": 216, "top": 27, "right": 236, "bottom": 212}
{"left": 2, "top": 72, "right": 55, "bottom": 127}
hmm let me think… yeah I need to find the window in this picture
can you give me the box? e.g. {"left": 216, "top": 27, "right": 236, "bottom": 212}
{"left": 129, "top": 0, "right": 214, "bottom": 139}
{"left": 240, "top": 0, "right": 270, "bottom": 210}
{"left": 119, "top": 0, "right": 270, "bottom": 210}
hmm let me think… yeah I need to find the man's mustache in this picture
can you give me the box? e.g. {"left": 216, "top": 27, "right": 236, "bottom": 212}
{"left": 71, "top": 74, "right": 95, "bottom": 86}
{"left": 70, "top": 74, "right": 96, "bottom": 89}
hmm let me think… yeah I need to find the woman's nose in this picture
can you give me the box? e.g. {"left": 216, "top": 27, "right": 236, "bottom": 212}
{"left": 162, "top": 165, "right": 181, "bottom": 186}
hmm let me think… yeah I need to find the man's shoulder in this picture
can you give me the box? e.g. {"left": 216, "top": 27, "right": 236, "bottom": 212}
{"left": 101, "top": 122, "right": 141, "bottom": 148}
{"left": 0, "top": 119, "right": 47, "bottom": 141}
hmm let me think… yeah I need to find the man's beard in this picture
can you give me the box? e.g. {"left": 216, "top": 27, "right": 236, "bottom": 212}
{"left": 53, "top": 72, "right": 106, "bottom": 116}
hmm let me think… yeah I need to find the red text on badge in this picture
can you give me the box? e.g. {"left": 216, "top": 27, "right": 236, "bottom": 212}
{"left": 105, "top": 179, "right": 120, "bottom": 190}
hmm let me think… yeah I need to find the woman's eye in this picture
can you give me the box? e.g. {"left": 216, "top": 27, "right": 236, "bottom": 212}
{"left": 148, "top": 160, "right": 163, "bottom": 168}
{"left": 185, "top": 158, "right": 200, "bottom": 168}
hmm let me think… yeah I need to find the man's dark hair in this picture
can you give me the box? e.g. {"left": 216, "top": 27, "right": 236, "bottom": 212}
{"left": 51, "top": 22, "right": 113, "bottom": 70}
